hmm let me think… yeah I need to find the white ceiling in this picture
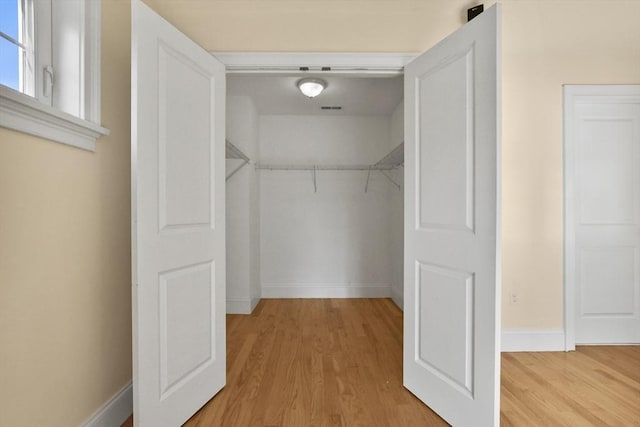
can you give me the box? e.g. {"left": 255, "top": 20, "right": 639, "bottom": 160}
{"left": 227, "top": 75, "right": 403, "bottom": 116}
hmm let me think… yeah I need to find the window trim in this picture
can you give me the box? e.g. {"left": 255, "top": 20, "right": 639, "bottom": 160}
{"left": 84, "top": 0, "right": 102, "bottom": 124}
{"left": 0, "top": 0, "right": 109, "bottom": 151}
{"left": 0, "top": 85, "right": 109, "bottom": 150}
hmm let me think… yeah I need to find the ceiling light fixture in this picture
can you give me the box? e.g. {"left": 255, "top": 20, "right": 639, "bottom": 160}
{"left": 297, "top": 78, "right": 327, "bottom": 98}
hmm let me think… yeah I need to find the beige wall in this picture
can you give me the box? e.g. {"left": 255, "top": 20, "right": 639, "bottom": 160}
{"left": 501, "top": 0, "right": 640, "bottom": 327}
{"left": 0, "top": 1, "right": 132, "bottom": 426}
{"left": 0, "top": 0, "right": 638, "bottom": 425}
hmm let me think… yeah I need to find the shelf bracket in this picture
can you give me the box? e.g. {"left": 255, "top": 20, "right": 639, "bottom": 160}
{"left": 364, "top": 165, "right": 372, "bottom": 193}
{"left": 226, "top": 159, "right": 250, "bottom": 181}
{"left": 380, "top": 170, "right": 401, "bottom": 190}
{"left": 313, "top": 165, "right": 317, "bottom": 193}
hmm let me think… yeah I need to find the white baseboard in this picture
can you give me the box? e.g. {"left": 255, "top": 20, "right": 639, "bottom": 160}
{"left": 81, "top": 381, "right": 132, "bottom": 427}
{"left": 227, "top": 297, "right": 253, "bottom": 314}
{"left": 501, "top": 329, "right": 566, "bottom": 352}
{"left": 250, "top": 296, "right": 260, "bottom": 312}
{"left": 391, "top": 286, "right": 403, "bottom": 310}
{"left": 261, "top": 283, "right": 391, "bottom": 298}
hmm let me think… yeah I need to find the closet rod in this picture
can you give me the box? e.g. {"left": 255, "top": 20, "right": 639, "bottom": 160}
{"left": 255, "top": 164, "right": 396, "bottom": 171}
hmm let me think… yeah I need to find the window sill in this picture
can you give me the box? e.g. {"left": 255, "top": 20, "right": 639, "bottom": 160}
{"left": 0, "top": 86, "right": 109, "bottom": 151}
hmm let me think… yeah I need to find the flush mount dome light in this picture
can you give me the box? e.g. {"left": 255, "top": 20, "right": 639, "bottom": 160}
{"left": 297, "top": 78, "right": 327, "bottom": 98}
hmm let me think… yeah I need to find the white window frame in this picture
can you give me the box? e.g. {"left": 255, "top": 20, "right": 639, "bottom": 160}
{"left": 0, "top": 0, "right": 109, "bottom": 151}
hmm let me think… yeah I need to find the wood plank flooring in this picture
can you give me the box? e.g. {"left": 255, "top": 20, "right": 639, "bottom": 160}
{"left": 123, "top": 299, "right": 640, "bottom": 426}
{"left": 501, "top": 345, "right": 640, "bottom": 426}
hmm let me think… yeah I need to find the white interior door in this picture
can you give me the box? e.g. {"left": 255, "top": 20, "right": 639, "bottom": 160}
{"left": 565, "top": 85, "right": 640, "bottom": 346}
{"left": 403, "top": 5, "right": 501, "bottom": 427}
{"left": 132, "top": 0, "right": 226, "bottom": 425}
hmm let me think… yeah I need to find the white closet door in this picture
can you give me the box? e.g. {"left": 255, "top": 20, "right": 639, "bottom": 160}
{"left": 131, "top": 0, "right": 226, "bottom": 425}
{"left": 403, "top": 5, "right": 501, "bottom": 427}
{"left": 565, "top": 85, "right": 640, "bottom": 345}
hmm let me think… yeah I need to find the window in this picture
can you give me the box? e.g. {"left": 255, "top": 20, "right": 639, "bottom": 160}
{"left": 0, "top": 0, "right": 108, "bottom": 151}
{"left": 0, "top": 0, "right": 34, "bottom": 94}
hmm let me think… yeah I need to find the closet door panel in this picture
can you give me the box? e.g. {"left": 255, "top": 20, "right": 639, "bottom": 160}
{"left": 132, "top": 0, "right": 226, "bottom": 425}
{"left": 403, "top": 5, "right": 501, "bottom": 426}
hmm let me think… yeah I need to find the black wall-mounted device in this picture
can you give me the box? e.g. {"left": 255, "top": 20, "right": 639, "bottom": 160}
{"left": 467, "top": 4, "right": 484, "bottom": 22}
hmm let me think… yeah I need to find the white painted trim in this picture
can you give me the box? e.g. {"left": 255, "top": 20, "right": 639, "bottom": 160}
{"left": 81, "top": 381, "right": 132, "bottom": 427}
{"left": 262, "top": 283, "right": 391, "bottom": 298}
{"left": 564, "top": 85, "right": 578, "bottom": 352}
{"left": 250, "top": 297, "right": 260, "bottom": 312}
{"left": 501, "top": 329, "right": 566, "bottom": 352}
{"left": 0, "top": 0, "right": 106, "bottom": 150}
{"left": 0, "top": 85, "right": 109, "bottom": 151}
{"left": 563, "top": 85, "right": 640, "bottom": 351}
{"left": 211, "top": 52, "right": 417, "bottom": 75}
{"left": 391, "top": 286, "right": 404, "bottom": 311}
{"left": 84, "top": 0, "right": 102, "bottom": 123}
{"left": 226, "top": 298, "right": 253, "bottom": 314}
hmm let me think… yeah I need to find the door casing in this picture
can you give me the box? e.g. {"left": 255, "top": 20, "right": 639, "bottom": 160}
{"left": 212, "top": 52, "right": 416, "bottom": 76}
{"left": 563, "top": 84, "right": 640, "bottom": 350}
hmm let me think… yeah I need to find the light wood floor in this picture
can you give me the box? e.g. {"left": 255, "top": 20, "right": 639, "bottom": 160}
{"left": 123, "top": 299, "right": 640, "bottom": 426}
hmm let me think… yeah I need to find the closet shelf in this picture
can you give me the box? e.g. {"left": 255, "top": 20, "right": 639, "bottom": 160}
{"left": 255, "top": 142, "right": 404, "bottom": 192}
{"left": 225, "top": 139, "right": 251, "bottom": 181}
{"left": 255, "top": 164, "right": 394, "bottom": 171}
{"left": 255, "top": 142, "right": 404, "bottom": 172}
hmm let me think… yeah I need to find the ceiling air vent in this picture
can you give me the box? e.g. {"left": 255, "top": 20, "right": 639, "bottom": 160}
{"left": 321, "top": 106, "right": 342, "bottom": 110}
